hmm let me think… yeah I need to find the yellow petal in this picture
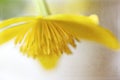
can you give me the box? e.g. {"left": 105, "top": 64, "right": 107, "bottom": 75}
{"left": 89, "top": 14, "right": 99, "bottom": 24}
{"left": 45, "top": 14, "right": 119, "bottom": 50}
{"left": 0, "top": 23, "right": 31, "bottom": 45}
{"left": 0, "top": 17, "right": 36, "bottom": 29}
{"left": 37, "top": 55, "right": 60, "bottom": 70}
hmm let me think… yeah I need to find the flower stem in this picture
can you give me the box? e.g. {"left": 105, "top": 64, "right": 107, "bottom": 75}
{"left": 35, "top": 0, "right": 51, "bottom": 16}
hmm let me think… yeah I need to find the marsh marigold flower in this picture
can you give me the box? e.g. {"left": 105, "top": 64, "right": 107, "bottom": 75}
{"left": 0, "top": 0, "right": 119, "bottom": 69}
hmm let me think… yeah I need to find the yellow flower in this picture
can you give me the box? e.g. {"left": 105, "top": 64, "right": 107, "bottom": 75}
{"left": 0, "top": 14, "right": 119, "bottom": 69}
{"left": 0, "top": 0, "right": 119, "bottom": 70}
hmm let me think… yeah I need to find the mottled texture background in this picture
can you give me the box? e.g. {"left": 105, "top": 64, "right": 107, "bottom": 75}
{"left": 0, "top": 0, "right": 120, "bottom": 80}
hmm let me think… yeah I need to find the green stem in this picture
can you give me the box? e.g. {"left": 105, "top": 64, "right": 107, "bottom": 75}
{"left": 35, "top": 0, "right": 51, "bottom": 16}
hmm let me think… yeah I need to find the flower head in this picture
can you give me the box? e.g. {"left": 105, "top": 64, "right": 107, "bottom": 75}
{"left": 0, "top": 14, "right": 119, "bottom": 69}
{"left": 0, "top": 0, "right": 119, "bottom": 70}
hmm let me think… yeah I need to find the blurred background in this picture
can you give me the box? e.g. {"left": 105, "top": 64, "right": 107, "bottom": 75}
{"left": 0, "top": 0, "right": 120, "bottom": 80}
